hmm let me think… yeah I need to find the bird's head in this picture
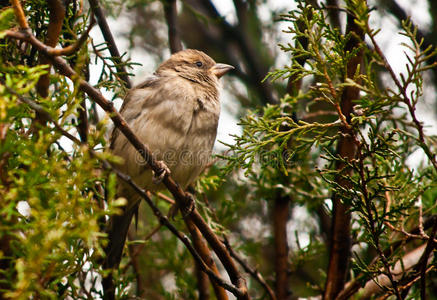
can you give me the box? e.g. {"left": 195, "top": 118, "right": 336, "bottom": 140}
{"left": 156, "top": 49, "right": 234, "bottom": 86}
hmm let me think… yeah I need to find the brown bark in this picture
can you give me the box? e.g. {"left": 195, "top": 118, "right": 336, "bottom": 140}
{"left": 10, "top": 0, "right": 28, "bottom": 28}
{"left": 195, "top": 260, "right": 211, "bottom": 300}
{"left": 36, "top": 0, "right": 65, "bottom": 98}
{"left": 185, "top": 220, "right": 228, "bottom": 300}
{"left": 273, "top": 195, "right": 291, "bottom": 300}
{"left": 224, "top": 237, "right": 276, "bottom": 300}
{"left": 163, "top": 0, "right": 183, "bottom": 54}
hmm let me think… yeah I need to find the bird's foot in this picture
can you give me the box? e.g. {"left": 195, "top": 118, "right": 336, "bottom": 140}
{"left": 181, "top": 193, "right": 195, "bottom": 218}
{"left": 152, "top": 161, "right": 171, "bottom": 184}
{"left": 167, "top": 194, "right": 195, "bottom": 219}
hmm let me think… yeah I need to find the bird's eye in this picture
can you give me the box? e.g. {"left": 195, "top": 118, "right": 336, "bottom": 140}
{"left": 195, "top": 61, "right": 203, "bottom": 67}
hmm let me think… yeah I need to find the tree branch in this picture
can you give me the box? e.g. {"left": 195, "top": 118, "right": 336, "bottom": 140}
{"left": 163, "top": 0, "right": 182, "bottom": 54}
{"left": 202, "top": 195, "right": 276, "bottom": 300}
{"left": 11, "top": 0, "right": 28, "bottom": 28}
{"left": 46, "top": 13, "right": 96, "bottom": 56}
{"left": 185, "top": 220, "right": 229, "bottom": 300}
{"left": 195, "top": 258, "right": 211, "bottom": 300}
{"left": 224, "top": 238, "right": 277, "bottom": 300}
{"left": 417, "top": 219, "right": 437, "bottom": 300}
{"left": 36, "top": 0, "right": 65, "bottom": 98}
{"left": 273, "top": 194, "right": 291, "bottom": 300}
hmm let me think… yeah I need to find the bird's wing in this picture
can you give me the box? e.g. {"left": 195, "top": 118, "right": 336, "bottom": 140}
{"left": 110, "top": 75, "right": 160, "bottom": 149}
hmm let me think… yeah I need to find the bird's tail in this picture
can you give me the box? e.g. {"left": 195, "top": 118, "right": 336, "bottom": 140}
{"left": 102, "top": 201, "right": 139, "bottom": 299}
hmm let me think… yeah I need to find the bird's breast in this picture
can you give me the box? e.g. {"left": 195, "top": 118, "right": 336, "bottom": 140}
{"left": 170, "top": 94, "right": 219, "bottom": 186}
{"left": 113, "top": 77, "right": 220, "bottom": 190}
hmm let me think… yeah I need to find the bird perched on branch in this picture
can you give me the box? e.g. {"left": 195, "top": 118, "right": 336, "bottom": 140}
{"left": 104, "top": 49, "right": 233, "bottom": 273}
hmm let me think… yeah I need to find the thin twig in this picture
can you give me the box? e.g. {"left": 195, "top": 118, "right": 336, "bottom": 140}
{"left": 224, "top": 238, "right": 276, "bottom": 300}
{"left": 417, "top": 219, "right": 437, "bottom": 300}
{"left": 419, "top": 199, "right": 426, "bottom": 236}
{"left": 368, "top": 25, "right": 437, "bottom": 173}
{"left": 46, "top": 13, "right": 96, "bottom": 56}
{"left": 202, "top": 195, "right": 276, "bottom": 299}
{"left": 154, "top": 192, "right": 175, "bottom": 204}
{"left": 88, "top": 0, "right": 132, "bottom": 89}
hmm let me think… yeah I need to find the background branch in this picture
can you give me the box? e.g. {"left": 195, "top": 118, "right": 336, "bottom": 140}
{"left": 36, "top": 0, "right": 65, "bottom": 98}
{"left": 163, "top": 0, "right": 182, "bottom": 53}
{"left": 88, "top": 0, "right": 132, "bottom": 89}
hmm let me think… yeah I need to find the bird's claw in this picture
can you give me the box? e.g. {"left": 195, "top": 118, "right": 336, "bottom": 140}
{"left": 167, "top": 194, "right": 195, "bottom": 220}
{"left": 152, "top": 161, "right": 171, "bottom": 185}
{"left": 181, "top": 193, "right": 195, "bottom": 218}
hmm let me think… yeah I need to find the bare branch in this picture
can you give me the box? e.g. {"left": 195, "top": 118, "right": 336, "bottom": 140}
{"left": 202, "top": 195, "right": 276, "bottom": 300}
{"left": 163, "top": 0, "right": 183, "bottom": 54}
{"left": 185, "top": 220, "right": 229, "bottom": 300}
{"left": 195, "top": 260, "right": 211, "bottom": 300}
{"left": 11, "top": 0, "right": 28, "bottom": 28}
{"left": 37, "top": 0, "right": 66, "bottom": 98}
{"left": 224, "top": 238, "right": 277, "bottom": 300}
{"left": 273, "top": 194, "right": 291, "bottom": 300}
{"left": 417, "top": 219, "right": 437, "bottom": 299}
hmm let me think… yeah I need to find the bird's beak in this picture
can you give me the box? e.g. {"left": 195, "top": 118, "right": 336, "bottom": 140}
{"left": 210, "top": 63, "right": 234, "bottom": 78}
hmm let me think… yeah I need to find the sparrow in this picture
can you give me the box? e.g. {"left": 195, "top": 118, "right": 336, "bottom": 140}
{"left": 104, "top": 49, "right": 234, "bottom": 271}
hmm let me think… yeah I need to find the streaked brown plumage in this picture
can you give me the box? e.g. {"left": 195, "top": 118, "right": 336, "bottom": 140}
{"left": 104, "top": 49, "right": 233, "bottom": 271}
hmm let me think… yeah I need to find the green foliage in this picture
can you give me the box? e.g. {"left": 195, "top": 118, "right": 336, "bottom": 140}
{"left": 0, "top": 3, "right": 125, "bottom": 298}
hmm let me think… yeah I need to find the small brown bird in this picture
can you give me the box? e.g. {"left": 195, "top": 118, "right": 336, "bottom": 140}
{"left": 105, "top": 49, "right": 233, "bottom": 271}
